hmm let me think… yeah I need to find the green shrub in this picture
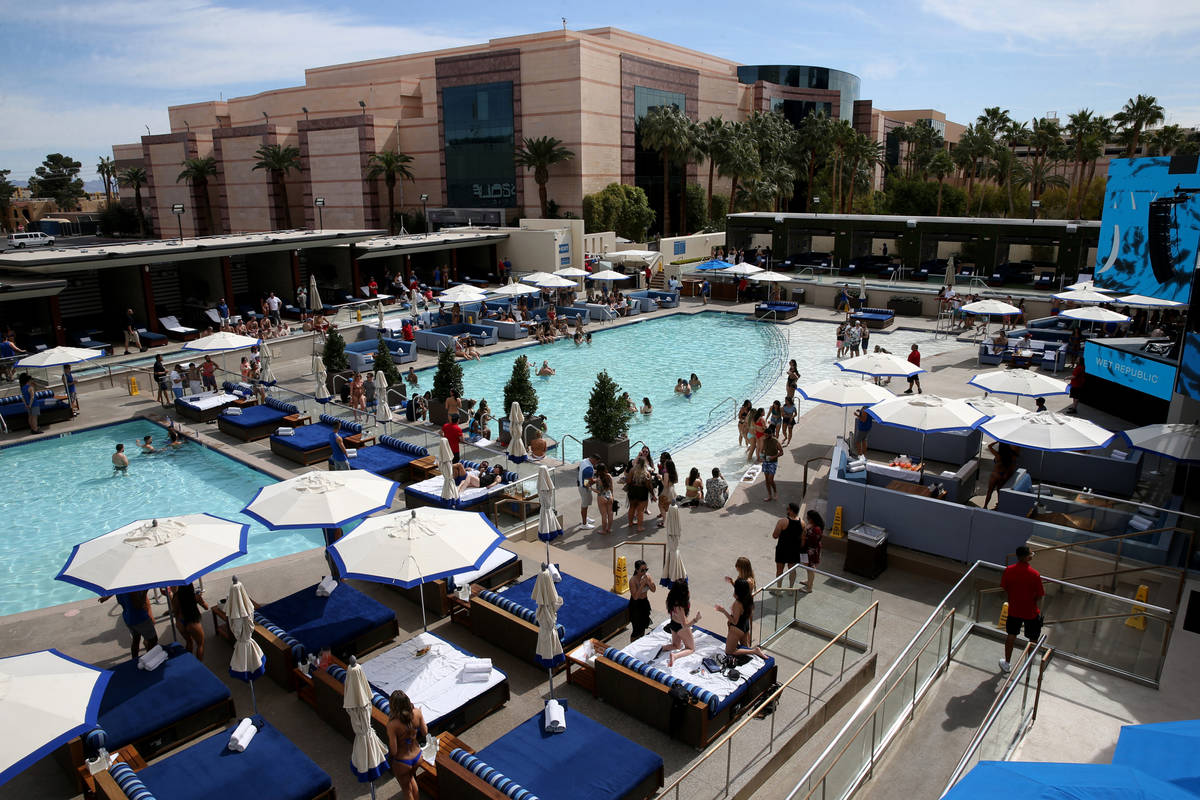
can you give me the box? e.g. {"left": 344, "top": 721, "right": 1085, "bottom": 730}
{"left": 431, "top": 347, "right": 463, "bottom": 403}
{"left": 322, "top": 328, "right": 349, "bottom": 372}
{"left": 373, "top": 333, "right": 402, "bottom": 387}
{"left": 503, "top": 355, "right": 538, "bottom": 416}
{"left": 584, "top": 370, "right": 632, "bottom": 442}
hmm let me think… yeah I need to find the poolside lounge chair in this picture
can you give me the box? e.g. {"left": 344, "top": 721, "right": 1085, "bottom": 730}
{"left": 268, "top": 413, "right": 366, "bottom": 466}
{"left": 216, "top": 397, "right": 299, "bottom": 442}
{"left": 0, "top": 389, "right": 72, "bottom": 430}
{"left": 349, "top": 434, "right": 429, "bottom": 480}
{"left": 158, "top": 316, "right": 199, "bottom": 340}
{"left": 174, "top": 390, "right": 239, "bottom": 423}
{"left": 73, "top": 333, "right": 111, "bottom": 354}
{"left": 391, "top": 545, "right": 521, "bottom": 619}
{"left": 136, "top": 327, "right": 168, "bottom": 348}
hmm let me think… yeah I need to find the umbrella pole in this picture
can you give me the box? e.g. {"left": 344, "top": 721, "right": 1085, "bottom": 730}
{"left": 548, "top": 667, "right": 554, "bottom": 700}
{"left": 249, "top": 680, "right": 258, "bottom": 715}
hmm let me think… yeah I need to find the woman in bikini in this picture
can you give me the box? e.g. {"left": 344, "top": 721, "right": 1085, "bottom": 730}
{"left": 725, "top": 556, "right": 757, "bottom": 594}
{"left": 736, "top": 400, "right": 753, "bottom": 447}
{"left": 349, "top": 372, "right": 366, "bottom": 421}
{"left": 663, "top": 582, "right": 701, "bottom": 667}
{"left": 656, "top": 453, "right": 677, "bottom": 527}
{"left": 681, "top": 467, "right": 703, "bottom": 507}
{"left": 716, "top": 578, "right": 767, "bottom": 660}
{"left": 593, "top": 462, "right": 615, "bottom": 534}
{"left": 747, "top": 408, "right": 766, "bottom": 462}
{"left": 627, "top": 558, "right": 656, "bottom": 639}
{"left": 387, "top": 689, "right": 428, "bottom": 800}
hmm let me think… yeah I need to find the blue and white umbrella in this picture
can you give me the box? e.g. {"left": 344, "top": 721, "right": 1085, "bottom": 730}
{"left": 0, "top": 650, "right": 111, "bottom": 787}
{"left": 243, "top": 470, "right": 399, "bottom": 531}
{"left": 227, "top": 577, "right": 265, "bottom": 712}
{"left": 968, "top": 370, "right": 1069, "bottom": 400}
{"left": 537, "top": 466, "right": 562, "bottom": 546}
{"left": 532, "top": 566, "right": 565, "bottom": 675}
{"left": 343, "top": 657, "right": 388, "bottom": 794}
{"left": 15, "top": 346, "right": 103, "bottom": 369}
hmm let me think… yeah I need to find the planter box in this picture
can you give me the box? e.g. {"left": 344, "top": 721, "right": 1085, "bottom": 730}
{"left": 428, "top": 399, "right": 448, "bottom": 426}
{"left": 582, "top": 436, "right": 630, "bottom": 467}
{"left": 888, "top": 297, "right": 922, "bottom": 316}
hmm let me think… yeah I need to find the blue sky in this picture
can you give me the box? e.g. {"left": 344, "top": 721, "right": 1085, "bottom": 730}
{"left": 4, "top": 0, "right": 1198, "bottom": 183}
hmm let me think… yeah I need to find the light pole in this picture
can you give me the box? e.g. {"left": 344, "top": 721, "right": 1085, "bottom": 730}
{"left": 314, "top": 197, "right": 325, "bottom": 231}
{"left": 171, "top": 203, "right": 185, "bottom": 241}
{"left": 419, "top": 194, "right": 429, "bottom": 236}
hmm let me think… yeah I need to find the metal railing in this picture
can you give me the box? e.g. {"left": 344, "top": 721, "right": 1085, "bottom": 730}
{"left": 707, "top": 396, "right": 737, "bottom": 424}
{"left": 801, "top": 455, "right": 832, "bottom": 500}
{"left": 657, "top": 601, "right": 880, "bottom": 800}
{"left": 557, "top": 434, "right": 583, "bottom": 465}
{"left": 755, "top": 562, "right": 875, "bottom": 649}
{"left": 611, "top": 540, "right": 667, "bottom": 577}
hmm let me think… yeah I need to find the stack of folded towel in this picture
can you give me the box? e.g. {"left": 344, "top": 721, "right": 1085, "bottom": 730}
{"left": 544, "top": 699, "right": 566, "bottom": 733}
{"left": 316, "top": 576, "right": 338, "bottom": 597}
{"left": 846, "top": 456, "right": 867, "bottom": 474}
{"left": 137, "top": 644, "right": 167, "bottom": 671}
{"left": 225, "top": 406, "right": 243, "bottom": 415}
{"left": 460, "top": 658, "right": 492, "bottom": 683}
{"left": 275, "top": 426, "right": 295, "bottom": 436}
{"left": 227, "top": 717, "right": 258, "bottom": 752}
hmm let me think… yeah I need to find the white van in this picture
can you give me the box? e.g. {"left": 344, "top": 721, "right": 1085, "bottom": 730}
{"left": 6, "top": 232, "right": 55, "bottom": 248}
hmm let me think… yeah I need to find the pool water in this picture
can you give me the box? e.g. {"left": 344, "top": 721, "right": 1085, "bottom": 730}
{"left": 418, "top": 312, "right": 786, "bottom": 461}
{"left": 0, "top": 421, "right": 323, "bottom": 615}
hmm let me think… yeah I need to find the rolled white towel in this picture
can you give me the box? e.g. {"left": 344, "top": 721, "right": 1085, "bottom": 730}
{"left": 316, "top": 576, "right": 338, "bottom": 597}
{"left": 544, "top": 699, "right": 566, "bottom": 733}
{"left": 275, "top": 427, "right": 295, "bottom": 436}
{"left": 225, "top": 406, "right": 243, "bottom": 415}
{"left": 459, "top": 668, "right": 491, "bottom": 683}
{"left": 547, "top": 564, "right": 562, "bottom": 583}
{"left": 846, "top": 463, "right": 866, "bottom": 474}
{"left": 227, "top": 718, "right": 257, "bottom": 752}
{"left": 138, "top": 645, "right": 167, "bottom": 671}
{"left": 346, "top": 448, "right": 358, "bottom": 458}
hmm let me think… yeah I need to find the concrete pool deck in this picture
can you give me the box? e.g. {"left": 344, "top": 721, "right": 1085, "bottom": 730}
{"left": 2, "top": 295, "right": 1197, "bottom": 800}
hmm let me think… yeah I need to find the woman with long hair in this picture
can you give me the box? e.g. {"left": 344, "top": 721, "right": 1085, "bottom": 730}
{"left": 386, "top": 689, "right": 428, "bottom": 800}
{"left": 802, "top": 509, "right": 825, "bottom": 593}
{"left": 681, "top": 467, "right": 703, "bottom": 507}
{"left": 725, "top": 556, "right": 757, "bottom": 594}
{"left": 593, "top": 462, "right": 615, "bottom": 534}
{"left": 736, "top": 400, "right": 753, "bottom": 447}
{"left": 624, "top": 458, "right": 652, "bottom": 532}
{"left": 662, "top": 582, "right": 701, "bottom": 667}
{"left": 656, "top": 452, "right": 677, "bottom": 527}
{"left": 747, "top": 408, "right": 766, "bottom": 462}
{"left": 716, "top": 578, "right": 767, "bottom": 659}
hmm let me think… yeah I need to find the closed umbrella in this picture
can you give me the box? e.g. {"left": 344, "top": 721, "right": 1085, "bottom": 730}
{"left": 798, "top": 377, "right": 894, "bottom": 439}
{"left": 867, "top": 394, "right": 987, "bottom": 464}
{"left": 1053, "top": 288, "right": 1111, "bottom": 304}
{"left": 374, "top": 369, "right": 393, "bottom": 422}
{"left": 536, "top": 466, "right": 562, "bottom": 558}
{"left": 343, "top": 657, "right": 388, "bottom": 794}
{"left": 661, "top": 505, "right": 686, "bottom": 588}
{"left": 375, "top": 301, "right": 386, "bottom": 331}
{"left": 258, "top": 340, "right": 276, "bottom": 383}
{"left": 1114, "top": 294, "right": 1186, "bottom": 309}
{"left": 507, "top": 401, "right": 527, "bottom": 462}
{"left": 309, "top": 274, "right": 323, "bottom": 314}
{"left": 532, "top": 566, "right": 564, "bottom": 696}
{"left": 243, "top": 470, "right": 399, "bottom": 530}
{"left": 0, "top": 650, "right": 111, "bottom": 786}
{"left": 327, "top": 507, "right": 504, "bottom": 631}
{"left": 314, "top": 359, "right": 332, "bottom": 402}
{"left": 227, "top": 576, "right": 264, "bottom": 713}
{"left": 968, "top": 370, "right": 1069, "bottom": 401}
{"left": 438, "top": 437, "right": 459, "bottom": 502}
{"left": 837, "top": 352, "right": 924, "bottom": 378}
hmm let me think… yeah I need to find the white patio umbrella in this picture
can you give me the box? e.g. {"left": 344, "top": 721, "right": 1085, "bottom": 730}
{"left": 525, "top": 273, "right": 577, "bottom": 289}
{"left": 981, "top": 411, "right": 1114, "bottom": 498}
{"left": 258, "top": 340, "right": 276, "bottom": 383}
{"left": 1059, "top": 307, "right": 1131, "bottom": 324}
{"left": 309, "top": 274, "right": 324, "bottom": 313}
{"left": 183, "top": 331, "right": 261, "bottom": 373}
{"left": 227, "top": 576, "right": 265, "bottom": 714}
{"left": 507, "top": 401, "right": 527, "bottom": 463}
{"left": 438, "top": 437, "right": 459, "bottom": 502}
{"left": 491, "top": 281, "right": 540, "bottom": 297}
{"left": 798, "top": 377, "right": 895, "bottom": 438}
{"left": 532, "top": 566, "right": 564, "bottom": 697}
{"left": 438, "top": 284, "right": 487, "bottom": 303}
{"left": 718, "top": 263, "right": 765, "bottom": 277}
{"left": 867, "top": 394, "right": 987, "bottom": 463}
{"left": 661, "top": 505, "right": 686, "bottom": 588}
{"left": 15, "top": 346, "right": 102, "bottom": 369}
{"left": 327, "top": 507, "right": 504, "bottom": 630}
{"left": 374, "top": 369, "right": 393, "bottom": 422}
{"left": 587, "top": 269, "right": 633, "bottom": 282}
{"left": 536, "top": 466, "right": 562, "bottom": 558}
{"left": 343, "top": 657, "right": 388, "bottom": 793}
{"left": 56, "top": 514, "right": 249, "bottom": 596}
{"left": 0, "top": 650, "right": 111, "bottom": 786}
{"left": 243, "top": 470, "right": 399, "bottom": 530}
{"left": 961, "top": 299, "right": 1021, "bottom": 316}
{"left": 749, "top": 270, "right": 793, "bottom": 283}
{"left": 1121, "top": 423, "right": 1200, "bottom": 463}
{"left": 1063, "top": 280, "right": 1097, "bottom": 291}
{"left": 966, "top": 396, "right": 1028, "bottom": 419}
{"left": 553, "top": 267, "right": 590, "bottom": 278}
{"left": 968, "top": 370, "right": 1069, "bottom": 400}
{"left": 1114, "top": 294, "right": 1186, "bottom": 309}
{"left": 837, "top": 352, "right": 925, "bottom": 378}
{"left": 1052, "top": 288, "right": 1111, "bottom": 305}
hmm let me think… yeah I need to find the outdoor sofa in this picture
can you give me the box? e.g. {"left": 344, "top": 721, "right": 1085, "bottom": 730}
{"left": 414, "top": 323, "right": 499, "bottom": 352}
{"left": 344, "top": 336, "right": 417, "bottom": 372}
{"left": 348, "top": 433, "right": 430, "bottom": 481}
{"left": 0, "top": 389, "right": 72, "bottom": 430}
{"left": 849, "top": 307, "right": 896, "bottom": 329}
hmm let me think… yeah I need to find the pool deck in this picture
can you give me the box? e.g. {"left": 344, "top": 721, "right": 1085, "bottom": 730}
{"left": 3, "top": 295, "right": 1198, "bottom": 800}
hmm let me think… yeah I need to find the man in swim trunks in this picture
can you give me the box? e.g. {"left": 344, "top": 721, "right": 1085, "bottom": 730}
{"left": 112, "top": 443, "right": 129, "bottom": 474}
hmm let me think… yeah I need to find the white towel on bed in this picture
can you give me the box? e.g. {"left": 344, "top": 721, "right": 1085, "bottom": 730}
{"left": 459, "top": 668, "right": 491, "bottom": 683}
{"left": 137, "top": 644, "right": 166, "bottom": 671}
{"left": 227, "top": 717, "right": 257, "bottom": 752}
{"left": 544, "top": 699, "right": 566, "bottom": 733}
{"left": 316, "top": 576, "right": 338, "bottom": 597}
{"left": 462, "top": 657, "right": 492, "bottom": 674}
{"left": 275, "top": 426, "right": 294, "bottom": 436}
{"left": 224, "top": 406, "right": 243, "bottom": 415}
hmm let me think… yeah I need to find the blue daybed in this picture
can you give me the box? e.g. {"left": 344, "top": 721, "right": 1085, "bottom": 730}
{"left": 755, "top": 300, "right": 799, "bottom": 321}
{"left": 402, "top": 460, "right": 521, "bottom": 512}
{"left": 350, "top": 433, "right": 430, "bottom": 480}
{"left": 627, "top": 288, "right": 679, "bottom": 308}
{"left": 0, "top": 388, "right": 72, "bottom": 430}
{"left": 850, "top": 306, "right": 896, "bottom": 329}
{"left": 437, "top": 701, "right": 664, "bottom": 800}
{"left": 268, "top": 413, "right": 365, "bottom": 466}
{"left": 216, "top": 397, "right": 299, "bottom": 442}
{"left": 414, "top": 323, "right": 499, "bottom": 352}
{"left": 93, "top": 717, "right": 333, "bottom": 800}
{"left": 344, "top": 336, "right": 417, "bottom": 372}
{"left": 470, "top": 572, "right": 628, "bottom": 665}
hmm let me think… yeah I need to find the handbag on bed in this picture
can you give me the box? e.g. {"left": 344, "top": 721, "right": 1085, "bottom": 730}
{"left": 701, "top": 656, "right": 722, "bottom": 673}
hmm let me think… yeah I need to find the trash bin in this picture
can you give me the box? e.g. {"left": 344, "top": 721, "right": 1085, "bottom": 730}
{"left": 844, "top": 523, "right": 887, "bottom": 579}
{"left": 790, "top": 288, "right": 806, "bottom": 305}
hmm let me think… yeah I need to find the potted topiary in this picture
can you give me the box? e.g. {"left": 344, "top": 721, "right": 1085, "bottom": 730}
{"left": 373, "top": 333, "right": 403, "bottom": 386}
{"left": 582, "top": 370, "right": 632, "bottom": 466}
{"left": 502, "top": 355, "right": 539, "bottom": 444}
{"left": 321, "top": 327, "right": 350, "bottom": 394}
{"left": 429, "top": 346, "right": 463, "bottom": 426}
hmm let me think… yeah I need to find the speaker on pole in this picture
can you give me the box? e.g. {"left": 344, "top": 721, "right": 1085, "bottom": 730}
{"left": 1147, "top": 198, "right": 1177, "bottom": 283}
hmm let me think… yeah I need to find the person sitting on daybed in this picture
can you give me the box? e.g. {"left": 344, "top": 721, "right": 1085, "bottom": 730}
{"left": 715, "top": 578, "right": 768, "bottom": 660}
{"left": 661, "top": 582, "right": 701, "bottom": 667}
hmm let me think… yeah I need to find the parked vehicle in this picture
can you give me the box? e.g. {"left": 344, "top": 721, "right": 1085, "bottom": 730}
{"left": 6, "top": 232, "right": 55, "bottom": 248}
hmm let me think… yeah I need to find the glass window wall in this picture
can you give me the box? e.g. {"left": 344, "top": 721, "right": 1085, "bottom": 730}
{"left": 443, "top": 81, "right": 516, "bottom": 208}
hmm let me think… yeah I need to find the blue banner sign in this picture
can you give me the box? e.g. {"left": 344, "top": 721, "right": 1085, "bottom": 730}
{"left": 1084, "top": 341, "right": 1177, "bottom": 401}
{"left": 558, "top": 243, "right": 569, "bottom": 254}
{"left": 674, "top": 241, "right": 686, "bottom": 255}
{"left": 560, "top": 256, "right": 571, "bottom": 265}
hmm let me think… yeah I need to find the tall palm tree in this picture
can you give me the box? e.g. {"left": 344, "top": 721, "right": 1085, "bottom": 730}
{"left": 676, "top": 119, "right": 706, "bottom": 230}
{"left": 825, "top": 120, "right": 855, "bottom": 213}
{"left": 976, "top": 106, "right": 1012, "bottom": 139}
{"left": 96, "top": 156, "right": 116, "bottom": 206}
{"left": 842, "top": 133, "right": 882, "bottom": 213}
{"left": 1151, "top": 124, "right": 1185, "bottom": 156}
{"left": 177, "top": 156, "right": 219, "bottom": 235}
{"left": 954, "top": 124, "right": 988, "bottom": 207}
{"left": 251, "top": 144, "right": 301, "bottom": 229}
{"left": 639, "top": 105, "right": 689, "bottom": 237}
{"left": 698, "top": 116, "right": 727, "bottom": 220}
{"left": 1000, "top": 120, "right": 1028, "bottom": 217}
{"left": 929, "top": 149, "right": 954, "bottom": 216}
{"left": 717, "top": 121, "right": 759, "bottom": 212}
{"left": 366, "top": 149, "right": 416, "bottom": 233}
{"left": 793, "top": 111, "right": 830, "bottom": 210}
{"left": 512, "top": 136, "right": 574, "bottom": 219}
{"left": 1065, "top": 109, "right": 1095, "bottom": 218}
{"left": 1114, "top": 94, "right": 1165, "bottom": 157}
{"left": 1079, "top": 116, "right": 1113, "bottom": 218}
{"left": 117, "top": 167, "right": 148, "bottom": 237}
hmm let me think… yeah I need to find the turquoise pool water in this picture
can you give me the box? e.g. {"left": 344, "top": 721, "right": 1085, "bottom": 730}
{"left": 0, "top": 421, "right": 323, "bottom": 615}
{"left": 415, "top": 312, "right": 786, "bottom": 460}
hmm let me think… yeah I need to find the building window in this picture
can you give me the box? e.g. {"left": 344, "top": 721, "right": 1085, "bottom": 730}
{"left": 443, "top": 81, "right": 516, "bottom": 208}
{"left": 634, "top": 85, "right": 685, "bottom": 234}
{"left": 770, "top": 97, "right": 834, "bottom": 125}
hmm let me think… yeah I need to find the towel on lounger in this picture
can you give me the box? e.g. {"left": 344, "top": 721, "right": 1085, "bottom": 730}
{"left": 137, "top": 644, "right": 167, "bottom": 671}
{"left": 460, "top": 668, "right": 491, "bottom": 683}
{"left": 275, "top": 426, "right": 294, "bottom": 436}
{"left": 224, "top": 406, "right": 243, "bottom": 415}
{"left": 462, "top": 657, "right": 491, "bottom": 674}
{"left": 544, "top": 699, "right": 566, "bottom": 733}
{"left": 316, "top": 576, "right": 338, "bottom": 597}
{"left": 227, "top": 717, "right": 257, "bottom": 752}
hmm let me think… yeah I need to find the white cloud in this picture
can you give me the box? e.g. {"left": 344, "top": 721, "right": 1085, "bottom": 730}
{"left": 0, "top": 94, "right": 169, "bottom": 180}
{"left": 13, "top": 1, "right": 480, "bottom": 90}
{"left": 921, "top": 0, "right": 1200, "bottom": 48}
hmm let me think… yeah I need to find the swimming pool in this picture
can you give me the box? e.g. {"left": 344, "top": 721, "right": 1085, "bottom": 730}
{"left": 412, "top": 312, "right": 787, "bottom": 462}
{"left": 0, "top": 421, "right": 323, "bottom": 615}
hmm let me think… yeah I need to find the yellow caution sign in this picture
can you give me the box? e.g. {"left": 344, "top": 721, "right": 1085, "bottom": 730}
{"left": 1126, "top": 584, "right": 1148, "bottom": 631}
{"left": 356, "top": 308, "right": 363, "bottom": 322}
{"left": 997, "top": 601, "right": 1009, "bottom": 630}
{"left": 128, "top": 376, "right": 139, "bottom": 396}
{"left": 613, "top": 555, "right": 629, "bottom": 595}
{"left": 830, "top": 506, "right": 845, "bottom": 538}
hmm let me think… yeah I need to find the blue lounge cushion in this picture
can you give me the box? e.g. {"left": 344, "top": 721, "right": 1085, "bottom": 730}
{"left": 220, "top": 405, "right": 289, "bottom": 428}
{"left": 484, "top": 573, "right": 627, "bottom": 646}
{"left": 254, "top": 582, "right": 395, "bottom": 658}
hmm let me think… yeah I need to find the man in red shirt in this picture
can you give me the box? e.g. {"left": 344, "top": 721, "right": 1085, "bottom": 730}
{"left": 999, "top": 545, "right": 1044, "bottom": 673}
{"left": 903, "top": 343, "right": 922, "bottom": 394}
{"left": 1066, "top": 361, "right": 1084, "bottom": 414}
{"left": 442, "top": 413, "right": 463, "bottom": 463}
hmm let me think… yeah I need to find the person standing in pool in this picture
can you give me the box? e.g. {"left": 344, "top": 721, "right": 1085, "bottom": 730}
{"left": 112, "top": 443, "right": 129, "bottom": 474}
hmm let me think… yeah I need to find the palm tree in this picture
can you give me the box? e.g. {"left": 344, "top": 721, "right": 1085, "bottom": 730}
{"left": 1016, "top": 159, "right": 1068, "bottom": 202}
{"left": 842, "top": 133, "right": 882, "bottom": 213}
{"left": 1065, "top": 109, "right": 1095, "bottom": 218}
{"left": 96, "top": 156, "right": 116, "bottom": 206}
{"left": 954, "top": 124, "right": 989, "bottom": 207}
{"left": 1114, "top": 95, "right": 1165, "bottom": 157}
{"left": 677, "top": 119, "right": 706, "bottom": 230}
{"left": 1079, "top": 116, "right": 1113, "bottom": 218}
{"left": 977, "top": 106, "right": 1012, "bottom": 139}
{"left": 251, "top": 144, "right": 301, "bottom": 229}
{"left": 639, "top": 105, "right": 690, "bottom": 236}
{"left": 929, "top": 149, "right": 954, "bottom": 215}
{"left": 1151, "top": 124, "right": 1185, "bottom": 156}
{"left": 512, "top": 136, "right": 574, "bottom": 219}
{"left": 366, "top": 150, "right": 416, "bottom": 234}
{"left": 793, "top": 111, "right": 830, "bottom": 210}
{"left": 117, "top": 167, "right": 148, "bottom": 236}
{"left": 1000, "top": 120, "right": 1028, "bottom": 217}
{"left": 698, "top": 116, "right": 727, "bottom": 220}
{"left": 177, "top": 156, "right": 219, "bottom": 235}
{"left": 717, "top": 121, "right": 759, "bottom": 212}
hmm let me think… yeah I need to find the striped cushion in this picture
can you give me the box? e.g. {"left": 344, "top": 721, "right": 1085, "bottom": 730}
{"left": 318, "top": 413, "right": 362, "bottom": 434}
{"left": 109, "top": 761, "right": 157, "bottom": 800}
{"left": 478, "top": 590, "right": 565, "bottom": 641}
{"left": 264, "top": 397, "right": 299, "bottom": 414}
{"left": 253, "top": 611, "right": 307, "bottom": 663}
{"left": 83, "top": 727, "right": 107, "bottom": 759}
{"left": 449, "top": 749, "right": 539, "bottom": 800}
{"left": 602, "top": 647, "right": 718, "bottom": 712}
{"left": 324, "top": 664, "right": 391, "bottom": 714}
